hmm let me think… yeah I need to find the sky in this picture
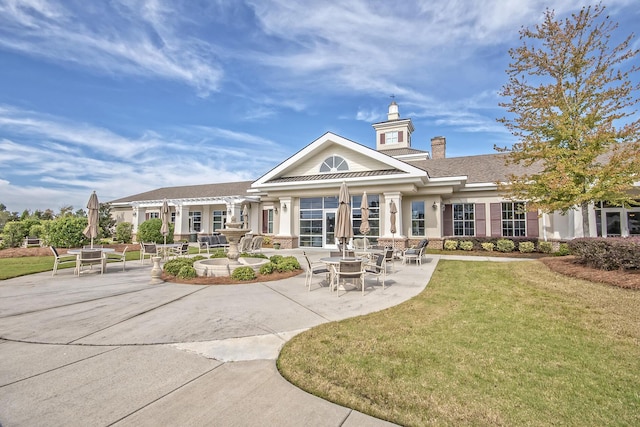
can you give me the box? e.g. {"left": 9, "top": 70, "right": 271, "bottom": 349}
{"left": 0, "top": 0, "right": 638, "bottom": 213}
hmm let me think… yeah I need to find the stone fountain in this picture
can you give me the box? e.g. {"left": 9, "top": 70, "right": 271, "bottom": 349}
{"left": 193, "top": 216, "right": 268, "bottom": 277}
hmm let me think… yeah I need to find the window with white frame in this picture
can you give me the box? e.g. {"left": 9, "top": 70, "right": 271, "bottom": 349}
{"left": 264, "top": 209, "right": 274, "bottom": 234}
{"left": 320, "top": 156, "right": 349, "bottom": 172}
{"left": 212, "top": 210, "right": 226, "bottom": 232}
{"left": 146, "top": 212, "right": 159, "bottom": 220}
{"left": 189, "top": 211, "right": 202, "bottom": 232}
{"left": 502, "top": 202, "right": 526, "bottom": 236}
{"left": 385, "top": 131, "right": 398, "bottom": 144}
{"left": 453, "top": 203, "right": 475, "bottom": 236}
{"left": 411, "top": 201, "right": 425, "bottom": 235}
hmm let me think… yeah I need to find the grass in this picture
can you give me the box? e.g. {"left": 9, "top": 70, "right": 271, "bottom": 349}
{"left": 0, "top": 250, "right": 142, "bottom": 279}
{"left": 0, "top": 246, "right": 204, "bottom": 280}
{"left": 277, "top": 260, "right": 640, "bottom": 426}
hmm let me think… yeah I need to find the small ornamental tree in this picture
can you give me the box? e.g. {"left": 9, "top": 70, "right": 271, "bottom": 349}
{"left": 137, "top": 218, "right": 174, "bottom": 244}
{"left": 498, "top": 4, "right": 640, "bottom": 236}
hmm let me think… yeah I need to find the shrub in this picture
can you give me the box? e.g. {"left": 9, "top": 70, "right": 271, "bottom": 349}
{"left": 259, "top": 262, "right": 277, "bottom": 275}
{"left": 556, "top": 243, "right": 571, "bottom": 256}
{"left": 43, "top": 216, "right": 89, "bottom": 248}
{"left": 262, "top": 236, "right": 272, "bottom": 246}
{"left": 496, "top": 239, "right": 515, "bottom": 252}
{"left": 538, "top": 241, "right": 553, "bottom": 254}
{"left": 164, "top": 258, "right": 193, "bottom": 276}
{"left": 444, "top": 240, "right": 458, "bottom": 250}
{"left": 231, "top": 266, "right": 256, "bottom": 281}
{"left": 276, "top": 256, "right": 301, "bottom": 272}
{"left": 137, "top": 218, "right": 173, "bottom": 244}
{"left": 210, "top": 249, "right": 227, "bottom": 258}
{"left": 459, "top": 241, "right": 474, "bottom": 251}
{"left": 239, "top": 252, "right": 268, "bottom": 259}
{"left": 2, "top": 221, "right": 26, "bottom": 247}
{"left": 191, "top": 255, "right": 207, "bottom": 262}
{"left": 270, "top": 255, "right": 285, "bottom": 264}
{"left": 115, "top": 222, "right": 133, "bottom": 243}
{"left": 481, "top": 242, "right": 495, "bottom": 252}
{"left": 29, "top": 224, "right": 45, "bottom": 238}
{"left": 176, "top": 265, "right": 197, "bottom": 279}
{"left": 519, "top": 241, "right": 535, "bottom": 253}
{"left": 568, "top": 237, "right": 640, "bottom": 270}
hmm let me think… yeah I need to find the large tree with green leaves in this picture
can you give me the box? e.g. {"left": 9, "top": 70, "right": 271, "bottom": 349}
{"left": 498, "top": 3, "right": 640, "bottom": 236}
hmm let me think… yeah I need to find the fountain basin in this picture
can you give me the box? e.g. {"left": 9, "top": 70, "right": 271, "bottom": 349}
{"left": 193, "top": 257, "right": 269, "bottom": 277}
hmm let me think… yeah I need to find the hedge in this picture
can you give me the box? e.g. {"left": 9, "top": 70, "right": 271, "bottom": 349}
{"left": 568, "top": 237, "right": 640, "bottom": 271}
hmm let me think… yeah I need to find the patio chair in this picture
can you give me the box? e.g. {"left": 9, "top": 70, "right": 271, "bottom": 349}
{"left": 331, "top": 259, "right": 366, "bottom": 297}
{"left": 353, "top": 238, "right": 365, "bottom": 250}
{"left": 365, "top": 253, "right": 387, "bottom": 292}
{"left": 303, "top": 251, "right": 330, "bottom": 291}
{"left": 171, "top": 242, "right": 190, "bottom": 257}
{"left": 140, "top": 243, "right": 158, "bottom": 264}
{"left": 239, "top": 235, "right": 253, "bottom": 253}
{"left": 106, "top": 246, "right": 128, "bottom": 272}
{"left": 217, "top": 234, "right": 229, "bottom": 251}
{"left": 198, "top": 236, "right": 210, "bottom": 254}
{"left": 75, "top": 249, "right": 106, "bottom": 275}
{"left": 50, "top": 246, "right": 76, "bottom": 276}
{"left": 384, "top": 247, "right": 395, "bottom": 272}
{"left": 403, "top": 239, "right": 428, "bottom": 265}
{"left": 250, "top": 236, "right": 264, "bottom": 253}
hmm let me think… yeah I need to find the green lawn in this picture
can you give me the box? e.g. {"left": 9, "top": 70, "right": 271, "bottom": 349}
{"left": 278, "top": 260, "right": 640, "bottom": 426}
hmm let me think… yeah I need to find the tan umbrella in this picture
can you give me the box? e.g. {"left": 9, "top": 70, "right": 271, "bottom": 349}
{"left": 160, "top": 199, "right": 170, "bottom": 245}
{"left": 82, "top": 191, "right": 99, "bottom": 248}
{"left": 242, "top": 204, "right": 249, "bottom": 229}
{"left": 389, "top": 200, "right": 397, "bottom": 249}
{"left": 336, "top": 181, "right": 353, "bottom": 258}
{"left": 359, "top": 192, "right": 370, "bottom": 250}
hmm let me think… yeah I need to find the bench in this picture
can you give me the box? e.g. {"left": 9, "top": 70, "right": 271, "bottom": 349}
{"left": 23, "top": 237, "right": 42, "bottom": 248}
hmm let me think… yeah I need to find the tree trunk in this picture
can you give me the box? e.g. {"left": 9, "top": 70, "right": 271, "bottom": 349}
{"left": 581, "top": 202, "right": 590, "bottom": 237}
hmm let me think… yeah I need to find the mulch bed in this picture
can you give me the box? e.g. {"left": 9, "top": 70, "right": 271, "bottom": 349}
{"left": 2, "top": 246, "right": 638, "bottom": 290}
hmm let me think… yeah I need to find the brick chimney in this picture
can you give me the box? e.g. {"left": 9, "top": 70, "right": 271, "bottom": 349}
{"left": 431, "top": 136, "right": 446, "bottom": 159}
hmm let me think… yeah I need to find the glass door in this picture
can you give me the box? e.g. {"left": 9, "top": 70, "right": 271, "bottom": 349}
{"left": 325, "top": 210, "right": 336, "bottom": 248}
{"left": 605, "top": 212, "right": 621, "bottom": 236}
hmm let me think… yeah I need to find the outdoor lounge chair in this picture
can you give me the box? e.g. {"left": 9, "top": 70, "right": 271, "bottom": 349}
{"left": 331, "top": 259, "right": 366, "bottom": 297}
{"left": 198, "top": 236, "right": 211, "bottom": 254}
{"left": 403, "top": 239, "right": 428, "bottom": 265}
{"left": 140, "top": 243, "right": 158, "bottom": 264}
{"left": 50, "top": 246, "right": 76, "bottom": 276}
{"left": 250, "top": 236, "right": 264, "bottom": 253}
{"left": 171, "top": 242, "right": 190, "bottom": 257}
{"left": 365, "top": 253, "right": 387, "bottom": 291}
{"left": 303, "top": 251, "right": 330, "bottom": 291}
{"left": 75, "top": 249, "right": 106, "bottom": 275}
{"left": 106, "top": 246, "right": 128, "bottom": 271}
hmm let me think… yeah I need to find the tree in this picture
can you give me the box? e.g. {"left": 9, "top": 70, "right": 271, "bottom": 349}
{"left": 99, "top": 203, "right": 116, "bottom": 238}
{"left": 498, "top": 4, "right": 640, "bottom": 236}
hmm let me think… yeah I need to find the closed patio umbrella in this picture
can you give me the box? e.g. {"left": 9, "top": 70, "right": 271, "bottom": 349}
{"left": 242, "top": 204, "right": 249, "bottom": 229}
{"left": 160, "top": 199, "right": 170, "bottom": 245}
{"left": 336, "top": 181, "right": 353, "bottom": 258}
{"left": 359, "top": 192, "right": 370, "bottom": 250}
{"left": 83, "top": 191, "right": 99, "bottom": 248}
{"left": 389, "top": 200, "right": 397, "bottom": 250}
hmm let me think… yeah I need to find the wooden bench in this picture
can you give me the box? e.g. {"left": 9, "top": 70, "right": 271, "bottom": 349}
{"left": 23, "top": 237, "right": 42, "bottom": 248}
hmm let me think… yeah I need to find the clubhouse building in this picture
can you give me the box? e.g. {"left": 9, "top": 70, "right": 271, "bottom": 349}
{"left": 109, "top": 102, "right": 640, "bottom": 249}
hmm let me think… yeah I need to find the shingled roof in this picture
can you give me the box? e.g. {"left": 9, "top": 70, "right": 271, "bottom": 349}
{"left": 265, "top": 169, "right": 404, "bottom": 184}
{"left": 109, "top": 180, "right": 254, "bottom": 204}
{"left": 406, "top": 153, "right": 540, "bottom": 184}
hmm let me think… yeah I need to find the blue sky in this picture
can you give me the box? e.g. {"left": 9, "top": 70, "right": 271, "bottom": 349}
{"left": 0, "top": 0, "right": 638, "bottom": 213}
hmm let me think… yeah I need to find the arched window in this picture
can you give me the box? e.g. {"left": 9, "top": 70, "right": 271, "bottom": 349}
{"left": 320, "top": 155, "right": 349, "bottom": 172}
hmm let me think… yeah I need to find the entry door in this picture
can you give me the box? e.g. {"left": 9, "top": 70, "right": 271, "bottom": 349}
{"left": 325, "top": 210, "right": 336, "bottom": 248}
{"left": 605, "top": 212, "right": 621, "bottom": 236}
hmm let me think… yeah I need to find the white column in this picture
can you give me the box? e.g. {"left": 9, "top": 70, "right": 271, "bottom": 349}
{"left": 277, "top": 197, "right": 293, "bottom": 237}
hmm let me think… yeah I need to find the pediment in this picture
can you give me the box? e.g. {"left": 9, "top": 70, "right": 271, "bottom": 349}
{"left": 251, "top": 132, "right": 426, "bottom": 191}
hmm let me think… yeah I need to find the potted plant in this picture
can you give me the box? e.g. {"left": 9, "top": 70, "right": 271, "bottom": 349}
{"left": 273, "top": 242, "right": 281, "bottom": 250}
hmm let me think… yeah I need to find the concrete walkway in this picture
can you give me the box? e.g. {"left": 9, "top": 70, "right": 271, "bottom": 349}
{"left": 0, "top": 250, "right": 530, "bottom": 426}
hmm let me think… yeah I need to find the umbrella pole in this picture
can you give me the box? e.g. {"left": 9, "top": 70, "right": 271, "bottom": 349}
{"left": 91, "top": 237, "right": 94, "bottom": 249}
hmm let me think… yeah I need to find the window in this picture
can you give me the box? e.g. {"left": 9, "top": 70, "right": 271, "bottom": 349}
{"left": 385, "top": 131, "right": 398, "bottom": 144}
{"left": 146, "top": 212, "right": 159, "bottom": 220}
{"left": 212, "top": 210, "right": 226, "bottom": 232}
{"left": 171, "top": 212, "right": 176, "bottom": 224}
{"left": 453, "top": 204, "right": 475, "bottom": 236}
{"left": 411, "top": 201, "right": 425, "bottom": 235}
{"left": 262, "top": 209, "right": 274, "bottom": 234}
{"left": 320, "top": 156, "right": 348, "bottom": 172}
{"left": 189, "top": 211, "right": 202, "bottom": 232}
{"left": 501, "top": 202, "right": 526, "bottom": 236}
